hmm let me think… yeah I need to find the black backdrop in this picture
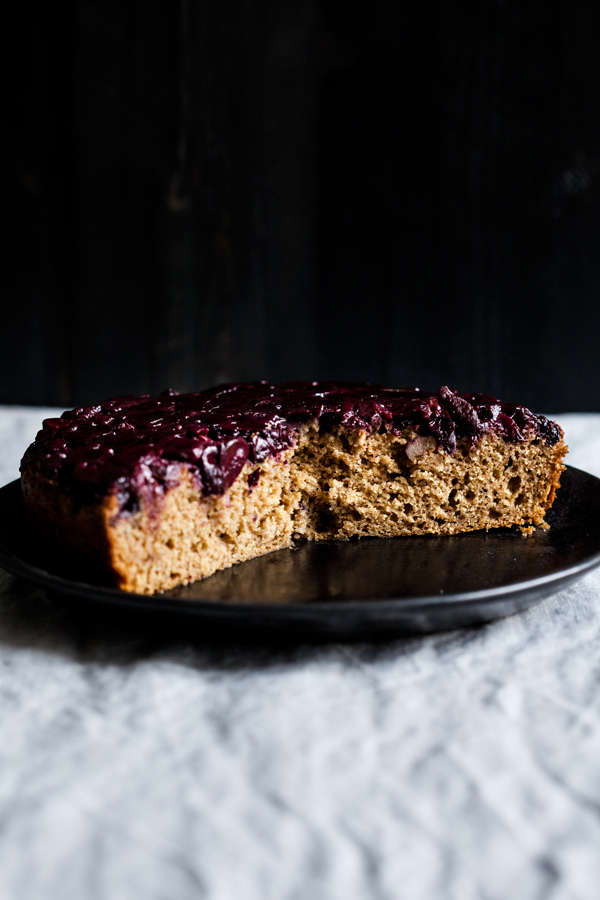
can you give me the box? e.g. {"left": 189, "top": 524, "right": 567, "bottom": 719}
{"left": 5, "top": 1, "right": 600, "bottom": 411}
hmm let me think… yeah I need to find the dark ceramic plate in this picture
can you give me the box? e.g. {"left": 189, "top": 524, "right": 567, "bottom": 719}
{"left": 0, "top": 466, "right": 599, "bottom": 639}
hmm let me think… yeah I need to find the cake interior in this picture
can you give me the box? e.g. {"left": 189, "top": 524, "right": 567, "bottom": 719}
{"left": 25, "top": 422, "right": 565, "bottom": 595}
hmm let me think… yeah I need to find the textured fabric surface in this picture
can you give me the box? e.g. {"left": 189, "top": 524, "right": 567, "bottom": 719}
{"left": 1, "top": 408, "right": 600, "bottom": 900}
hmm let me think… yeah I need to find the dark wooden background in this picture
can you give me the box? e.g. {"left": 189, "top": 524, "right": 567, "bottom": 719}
{"left": 5, "top": 0, "right": 600, "bottom": 411}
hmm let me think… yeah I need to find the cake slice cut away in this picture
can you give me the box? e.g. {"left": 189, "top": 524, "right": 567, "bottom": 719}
{"left": 20, "top": 382, "right": 567, "bottom": 595}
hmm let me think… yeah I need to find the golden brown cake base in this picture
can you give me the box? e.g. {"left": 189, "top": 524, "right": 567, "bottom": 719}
{"left": 22, "top": 425, "right": 567, "bottom": 595}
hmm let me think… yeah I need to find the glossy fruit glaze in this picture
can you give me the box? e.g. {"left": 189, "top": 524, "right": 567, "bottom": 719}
{"left": 21, "top": 382, "right": 562, "bottom": 513}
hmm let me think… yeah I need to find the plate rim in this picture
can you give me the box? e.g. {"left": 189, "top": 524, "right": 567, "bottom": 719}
{"left": 0, "top": 466, "right": 599, "bottom": 617}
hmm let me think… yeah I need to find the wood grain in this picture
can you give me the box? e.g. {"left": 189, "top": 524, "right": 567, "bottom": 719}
{"left": 3, "top": 0, "right": 600, "bottom": 409}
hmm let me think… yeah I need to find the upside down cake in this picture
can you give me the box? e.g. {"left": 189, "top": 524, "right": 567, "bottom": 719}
{"left": 20, "top": 382, "right": 567, "bottom": 595}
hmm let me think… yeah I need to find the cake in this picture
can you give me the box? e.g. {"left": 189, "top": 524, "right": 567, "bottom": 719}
{"left": 20, "top": 382, "right": 567, "bottom": 595}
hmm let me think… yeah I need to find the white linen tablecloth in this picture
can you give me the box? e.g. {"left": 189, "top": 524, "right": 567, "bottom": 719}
{"left": 1, "top": 408, "right": 600, "bottom": 900}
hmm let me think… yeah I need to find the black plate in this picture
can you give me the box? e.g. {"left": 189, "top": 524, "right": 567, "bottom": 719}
{"left": 0, "top": 466, "right": 599, "bottom": 639}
